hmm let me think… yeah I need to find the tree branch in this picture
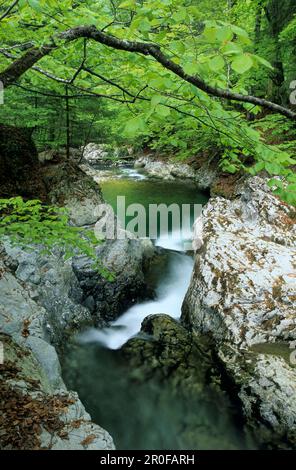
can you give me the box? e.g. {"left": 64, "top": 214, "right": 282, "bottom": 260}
{"left": 0, "top": 0, "right": 19, "bottom": 22}
{"left": 0, "top": 43, "right": 55, "bottom": 86}
{"left": 0, "top": 24, "right": 295, "bottom": 120}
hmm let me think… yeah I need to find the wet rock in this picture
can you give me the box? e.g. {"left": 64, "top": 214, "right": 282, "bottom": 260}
{"left": 73, "top": 238, "right": 155, "bottom": 323}
{"left": 122, "top": 314, "right": 220, "bottom": 389}
{"left": 121, "top": 314, "right": 255, "bottom": 449}
{"left": 182, "top": 176, "right": 296, "bottom": 447}
{"left": 134, "top": 155, "right": 217, "bottom": 190}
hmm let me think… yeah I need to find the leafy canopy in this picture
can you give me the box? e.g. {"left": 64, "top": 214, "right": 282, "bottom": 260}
{"left": 0, "top": 0, "right": 295, "bottom": 204}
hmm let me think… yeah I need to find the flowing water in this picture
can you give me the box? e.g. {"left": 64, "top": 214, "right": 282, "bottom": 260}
{"left": 62, "top": 165, "right": 257, "bottom": 450}
{"left": 79, "top": 167, "right": 206, "bottom": 349}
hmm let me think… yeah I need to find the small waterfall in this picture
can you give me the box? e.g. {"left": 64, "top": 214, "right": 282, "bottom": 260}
{"left": 79, "top": 249, "right": 193, "bottom": 350}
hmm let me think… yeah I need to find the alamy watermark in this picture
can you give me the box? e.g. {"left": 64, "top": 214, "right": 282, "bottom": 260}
{"left": 289, "top": 80, "right": 296, "bottom": 105}
{"left": 93, "top": 196, "right": 203, "bottom": 251}
{"left": 0, "top": 341, "right": 4, "bottom": 365}
{"left": 0, "top": 80, "right": 3, "bottom": 105}
{"left": 289, "top": 341, "right": 296, "bottom": 365}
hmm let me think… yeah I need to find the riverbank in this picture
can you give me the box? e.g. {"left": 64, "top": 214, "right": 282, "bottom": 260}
{"left": 183, "top": 176, "right": 296, "bottom": 448}
{"left": 0, "top": 150, "right": 156, "bottom": 449}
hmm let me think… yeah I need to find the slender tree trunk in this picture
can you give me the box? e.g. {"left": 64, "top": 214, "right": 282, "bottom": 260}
{"left": 264, "top": 0, "right": 296, "bottom": 105}
{"left": 65, "top": 85, "right": 70, "bottom": 159}
{"left": 254, "top": 1, "right": 263, "bottom": 51}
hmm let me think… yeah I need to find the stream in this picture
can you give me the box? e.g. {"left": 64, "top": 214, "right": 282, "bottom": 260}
{"left": 62, "top": 165, "right": 257, "bottom": 450}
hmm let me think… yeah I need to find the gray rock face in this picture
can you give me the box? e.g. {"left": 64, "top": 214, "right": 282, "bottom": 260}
{"left": 82, "top": 143, "right": 110, "bottom": 163}
{"left": 0, "top": 335, "right": 115, "bottom": 450}
{"left": 43, "top": 162, "right": 156, "bottom": 323}
{"left": 182, "top": 176, "right": 296, "bottom": 447}
{"left": 134, "top": 156, "right": 195, "bottom": 181}
{"left": 134, "top": 155, "right": 217, "bottom": 190}
{"left": 0, "top": 159, "right": 156, "bottom": 449}
{"left": 43, "top": 163, "right": 104, "bottom": 227}
{"left": 82, "top": 143, "right": 134, "bottom": 165}
{"left": 73, "top": 238, "right": 155, "bottom": 323}
{"left": 0, "top": 255, "right": 114, "bottom": 450}
{"left": 1, "top": 241, "right": 92, "bottom": 345}
{"left": 218, "top": 345, "right": 296, "bottom": 448}
{"left": 183, "top": 177, "right": 296, "bottom": 347}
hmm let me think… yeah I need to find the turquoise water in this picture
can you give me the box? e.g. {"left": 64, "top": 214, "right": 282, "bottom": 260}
{"left": 100, "top": 175, "right": 208, "bottom": 240}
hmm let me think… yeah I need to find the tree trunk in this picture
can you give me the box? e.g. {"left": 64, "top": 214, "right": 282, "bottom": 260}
{"left": 265, "top": 0, "right": 296, "bottom": 105}
{"left": 65, "top": 86, "right": 70, "bottom": 160}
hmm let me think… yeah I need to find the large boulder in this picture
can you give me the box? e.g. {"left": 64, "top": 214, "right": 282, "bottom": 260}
{"left": 182, "top": 176, "right": 296, "bottom": 447}
{"left": 122, "top": 314, "right": 217, "bottom": 385}
{"left": 1, "top": 241, "right": 93, "bottom": 346}
{"left": 0, "top": 255, "right": 114, "bottom": 450}
{"left": 73, "top": 238, "right": 155, "bottom": 323}
{"left": 134, "top": 155, "right": 195, "bottom": 181}
{"left": 0, "top": 334, "right": 114, "bottom": 450}
{"left": 42, "top": 162, "right": 104, "bottom": 227}
{"left": 2, "top": 160, "right": 155, "bottom": 327}
{"left": 183, "top": 176, "right": 296, "bottom": 347}
{"left": 82, "top": 143, "right": 134, "bottom": 165}
{"left": 82, "top": 143, "right": 110, "bottom": 163}
{"left": 134, "top": 155, "right": 218, "bottom": 189}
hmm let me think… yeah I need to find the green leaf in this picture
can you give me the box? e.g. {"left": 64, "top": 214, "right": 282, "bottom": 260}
{"left": 172, "top": 8, "right": 187, "bottom": 22}
{"left": 203, "top": 26, "right": 217, "bottom": 43}
{"left": 156, "top": 106, "right": 171, "bottom": 117}
{"left": 230, "top": 25, "right": 251, "bottom": 44}
{"left": 28, "top": 0, "right": 42, "bottom": 12}
{"left": 253, "top": 55, "right": 274, "bottom": 70}
{"left": 209, "top": 56, "right": 225, "bottom": 71}
{"left": 183, "top": 62, "right": 198, "bottom": 75}
{"left": 221, "top": 42, "right": 243, "bottom": 56}
{"left": 138, "top": 18, "right": 151, "bottom": 32}
{"left": 231, "top": 54, "right": 253, "bottom": 74}
{"left": 151, "top": 94, "right": 163, "bottom": 109}
{"left": 119, "top": 0, "right": 136, "bottom": 8}
{"left": 217, "top": 27, "right": 234, "bottom": 43}
{"left": 124, "top": 116, "right": 146, "bottom": 134}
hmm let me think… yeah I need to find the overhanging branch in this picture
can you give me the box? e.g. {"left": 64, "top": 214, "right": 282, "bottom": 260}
{"left": 0, "top": 24, "right": 295, "bottom": 120}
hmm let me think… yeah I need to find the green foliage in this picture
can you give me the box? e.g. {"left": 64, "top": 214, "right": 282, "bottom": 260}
{"left": 0, "top": 197, "right": 114, "bottom": 280}
{"left": 0, "top": 0, "right": 295, "bottom": 204}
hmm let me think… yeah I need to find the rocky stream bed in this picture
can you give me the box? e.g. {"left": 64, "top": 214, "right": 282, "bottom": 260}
{"left": 0, "top": 142, "right": 295, "bottom": 450}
